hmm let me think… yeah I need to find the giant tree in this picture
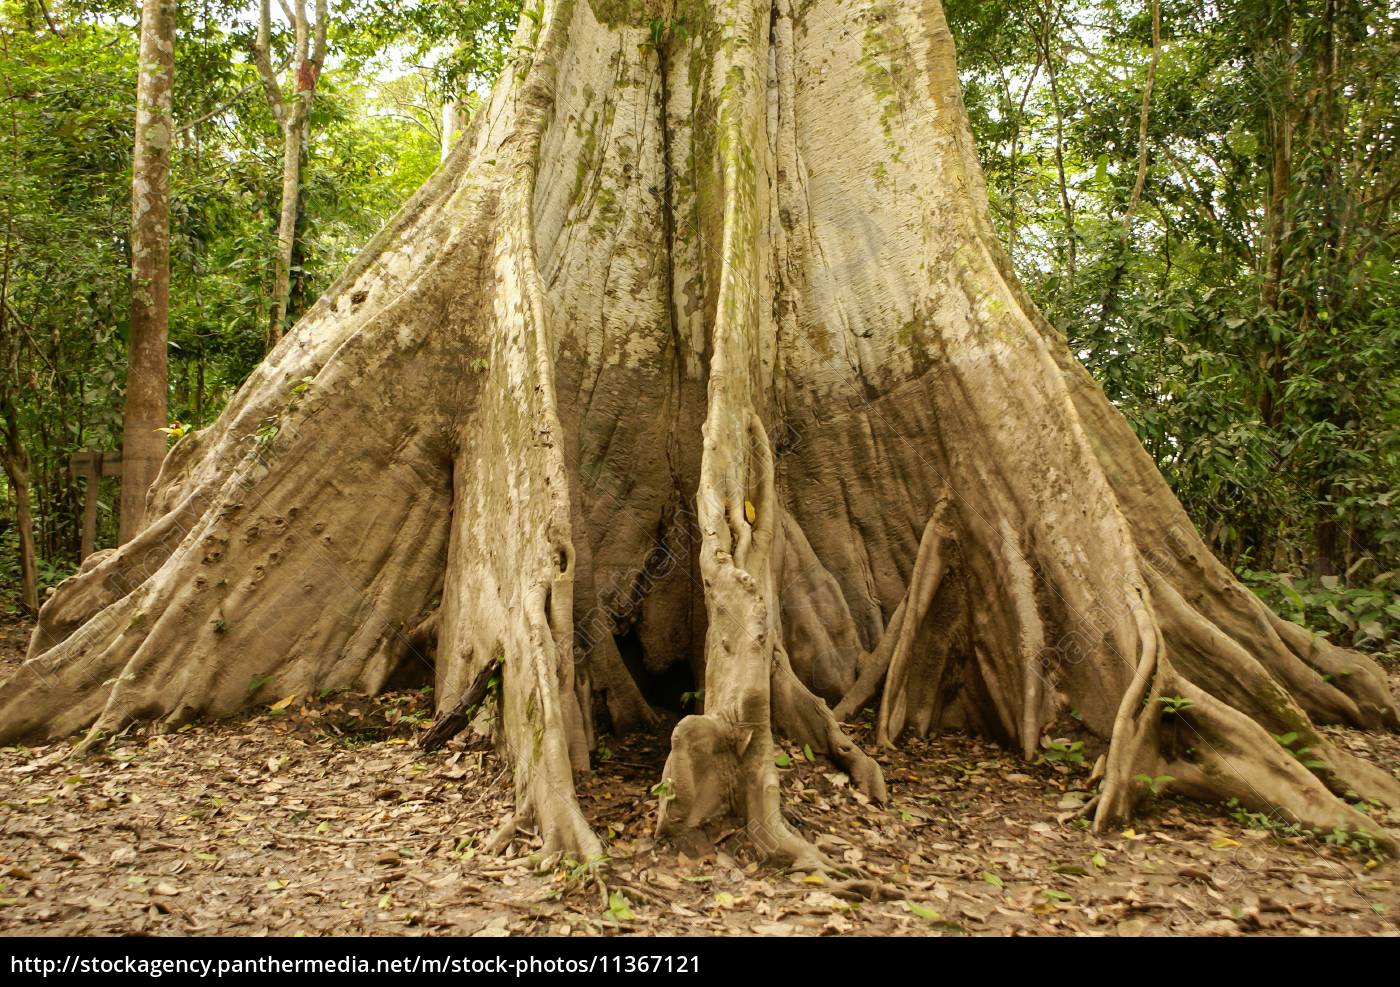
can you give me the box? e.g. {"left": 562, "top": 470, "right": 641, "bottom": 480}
{"left": 3, "top": 0, "right": 1397, "bottom": 869}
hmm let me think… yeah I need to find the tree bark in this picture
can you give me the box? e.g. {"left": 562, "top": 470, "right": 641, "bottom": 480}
{"left": 2, "top": 0, "right": 1396, "bottom": 868}
{"left": 253, "top": 0, "right": 327, "bottom": 343}
{"left": 120, "top": 0, "right": 175, "bottom": 544}
{"left": 1, "top": 400, "right": 37, "bottom": 614}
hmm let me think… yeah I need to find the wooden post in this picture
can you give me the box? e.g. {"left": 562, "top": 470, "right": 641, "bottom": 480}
{"left": 70, "top": 451, "right": 122, "bottom": 561}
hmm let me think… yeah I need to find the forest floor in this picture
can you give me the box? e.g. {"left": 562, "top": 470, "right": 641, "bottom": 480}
{"left": 1, "top": 615, "right": 1399, "bottom": 937}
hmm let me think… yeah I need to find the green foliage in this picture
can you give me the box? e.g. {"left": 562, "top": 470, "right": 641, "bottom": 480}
{"left": 946, "top": 0, "right": 1400, "bottom": 600}
{"left": 1243, "top": 569, "right": 1400, "bottom": 664}
{"left": 1038, "top": 737, "right": 1086, "bottom": 766}
{"left": 1227, "top": 798, "right": 1381, "bottom": 858}
{"left": 1132, "top": 773, "right": 1174, "bottom": 795}
{"left": 0, "top": 0, "right": 519, "bottom": 609}
{"left": 1271, "top": 730, "right": 1326, "bottom": 770}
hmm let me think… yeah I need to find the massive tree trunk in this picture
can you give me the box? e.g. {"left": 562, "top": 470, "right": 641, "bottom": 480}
{"left": 120, "top": 0, "right": 175, "bottom": 543}
{"left": 4, "top": 0, "right": 1397, "bottom": 866}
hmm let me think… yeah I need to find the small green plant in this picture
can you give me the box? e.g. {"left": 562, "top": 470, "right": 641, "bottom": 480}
{"left": 248, "top": 415, "right": 280, "bottom": 456}
{"left": 1324, "top": 826, "right": 1381, "bottom": 856}
{"left": 606, "top": 890, "right": 635, "bottom": 922}
{"left": 679, "top": 689, "right": 704, "bottom": 709}
{"left": 1226, "top": 798, "right": 1303, "bottom": 837}
{"left": 511, "top": 1, "right": 546, "bottom": 79}
{"left": 1156, "top": 695, "right": 1194, "bottom": 715}
{"left": 1133, "top": 773, "right": 1174, "bottom": 795}
{"left": 1272, "top": 731, "right": 1326, "bottom": 769}
{"left": 1038, "top": 738, "right": 1085, "bottom": 766}
{"left": 643, "top": 14, "right": 689, "bottom": 53}
{"left": 1345, "top": 789, "right": 1380, "bottom": 815}
{"left": 563, "top": 853, "right": 608, "bottom": 885}
{"left": 650, "top": 777, "right": 675, "bottom": 800}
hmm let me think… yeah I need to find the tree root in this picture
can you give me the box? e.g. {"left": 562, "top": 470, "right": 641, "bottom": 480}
{"left": 874, "top": 498, "right": 954, "bottom": 746}
{"left": 420, "top": 657, "right": 500, "bottom": 752}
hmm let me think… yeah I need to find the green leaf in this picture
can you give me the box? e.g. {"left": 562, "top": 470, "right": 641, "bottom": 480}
{"left": 607, "top": 891, "right": 636, "bottom": 922}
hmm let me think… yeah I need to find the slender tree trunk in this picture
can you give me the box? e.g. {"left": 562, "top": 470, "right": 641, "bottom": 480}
{"left": 1097, "top": 0, "right": 1160, "bottom": 333}
{"left": 120, "top": 0, "right": 175, "bottom": 543}
{"left": 254, "top": 0, "right": 327, "bottom": 343}
{"left": 0, "top": 401, "right": 36, "bottom": 614}
{"left": 1040, "top": 1, "right": 1075, "bottom": 283}
{"left": 271, "top": 97, "right": 307, "bottom": 336}
{"left": 0, "top": 38, "right": 33, "bottom": 612}
{"left": 1258, "top": 10, "right": 1292, "bottom": 431}
{"left": 440, "top": 100, "right": 462, "bottom": 163}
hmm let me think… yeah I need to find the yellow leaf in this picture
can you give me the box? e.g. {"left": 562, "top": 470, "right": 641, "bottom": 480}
{"left": 744, "top": 500, "right": 756, "bottom": 524}
{"left": 802, "top": 873, "right": 826, "bottom": 886}
{"left": 1211, "top": 837, "right": 1241, "bottom": 850}
{"left": 269, "top": 694, "right": 296, "bottom": 711}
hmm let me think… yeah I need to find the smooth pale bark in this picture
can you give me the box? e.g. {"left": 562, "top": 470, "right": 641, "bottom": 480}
{"left": 440, "top": 101, "right": 462, "bottom": 163}
{"left": 2, "top": 0, "right": 1396, "bottom": 868}
{"left": 120, "top": 0, "right": 175, "bottom": 543}
{"left": 253, "top": 0, "right": 327, "bottom": 342}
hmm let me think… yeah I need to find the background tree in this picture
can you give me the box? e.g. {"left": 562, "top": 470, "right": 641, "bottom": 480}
{"left": 947, "top": 0, "right": 1400, "bottom": 656}
{"left": 120, "top": 0, "right": 175, "bottom": 542}
{"left": 250, "top": 0, "right": 328, "bottom": 341}
{"left": 0, "top": 0, "right": 515, "bottom": 598}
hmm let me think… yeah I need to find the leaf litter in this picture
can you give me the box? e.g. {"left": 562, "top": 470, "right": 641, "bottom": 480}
{"left": 1, "top": 615, "right": 1397, "bottom": 936}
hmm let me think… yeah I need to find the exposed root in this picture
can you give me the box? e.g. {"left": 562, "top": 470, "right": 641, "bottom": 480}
{"left": 873, "top": 498, "right": 953, "bottom": 745}
{"left": 420, "top": 656, "right": 499, "bottom": 752}
{"left": 1092, "top": 591, "right": 1164, "bottom": 829}
{"left": 1163, "top": 682, "right": 1396, "bottom": 852}
{"left": 776, "top": 878, "right": 907, "bottom": 903}
{"left": 484, "top": 811, "right": 521, "bottom": 855}
{"left": 772, "top": 647, "right": 886, "bottom": 802}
